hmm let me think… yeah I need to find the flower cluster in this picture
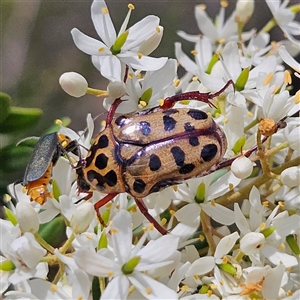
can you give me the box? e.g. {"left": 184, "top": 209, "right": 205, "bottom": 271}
{"left": 2, "top": 0, "right": 300, "bottom": 299}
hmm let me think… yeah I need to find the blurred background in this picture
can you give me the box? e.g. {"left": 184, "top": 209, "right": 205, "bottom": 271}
{"left": 1, "top": 0, "right": 300, "bottom": 193}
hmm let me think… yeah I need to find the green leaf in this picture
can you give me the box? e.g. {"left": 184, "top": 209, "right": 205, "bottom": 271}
{"left": 38, "top": 215, "right": 66, "bottom": 248}
{"left": 0, "top": 92, "right": 11, "bottom": 123}
{"left": 0, "top": 106, "right": 42, "bottom": 133}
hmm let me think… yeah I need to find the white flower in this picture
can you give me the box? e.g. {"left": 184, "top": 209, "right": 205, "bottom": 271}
{"left": 59, "top": 72, "right": 88, "bottom": 97}
{"left": 16, "top": 202, "right": 39, "bottom": 234}
{"left": 70, "top": 201, "right": 95, "bottom": 234}
{"left": 185, "top": 232, "right": 242, "bottom": 297}
{"left": 281, "top": 166, "right": 300, "bottom": 188}
{"left": 265, "top": 0, "right": 300, "bottom": 46}
{"left": 235, "top": 0, "right": 254, "bottom": 24}
{"left": 278, "top": 45, "right": 300, "bottom": 78}
{"left": 74, "top": 210, "right": 179, "bottom": 299}
{"left": 71, "top": 0, "right": 167, "bottom": 81}
{"left": 231, "top": 156, "right": 253, "bottom": 179}
{"left": 240, "top": 232, "right": 265, "bottom": 255}
{"left": 287, "top": 126, "right": 300, "bottom": 152}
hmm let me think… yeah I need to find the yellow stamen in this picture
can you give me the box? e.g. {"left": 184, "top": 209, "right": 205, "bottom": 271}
{"left": 145, "top": 287, "right": 151, "bottom": 294}
{"left": 169, "top": 209, "right": 175, "bottom": 215}
{"left": 111, "top": 227, "right": 118, "bottom": 234}
{"left": 181, "top": 285, "right": 189, "bottom": 291}
{"left": 158, "top": 99, "right": 164, "bottom": 106}
{"left": 173, "top": 185, "right": 178, "bottom": 191}
{"left": 218, "top": 38, "right": 226, "bottom": 44}
{"left": 128, "top": 3, "right": 135, "bottom": 9}
{"left": 51, "top": 284, "right": 58, "bottom": 292}
{"left": 263, "top": 73, "right": 274, "bottom": 85}
{"left": 55, "top": 119, "right": 63, "bottom": 125}
{"left": 137, "top": 53, "right": 143, "bottom": 59}
{"left": 128, "top": 73, "right": 133, "bottom": 79}
{"left": 207, "top": 290, "right": 213, "bottom": 296}
{"left": 247, "top": 111, "right": 253, "bottom": 117}
{"left": 139, "top": 100, "right": 147, "bottom": 107}
{"left": 260, "top": 222, "right": 266, "bottom": 230}
{"left": 262, "top": 201, "right": 269, "bottom": 207}
{"left": 191, "top": 50, "right": 198, "bottom": 56}
{"left": 199, "top": 234, "right": 205, "bottom": 241}
{"left": 131, "top": 206, "right": 137, "bottom": 213}
{"left": 105, "top": 202, "right": 112, "bottom": 209}
{"left": 4, "top": 194, "right": 11, "bottom": 202}
{"left": 278, "top": 244, "right": 285, "bottom": 251}
{"left": 192, "top": 76, "right": 199, "bottom": 82}
{"left": 147, "top": 223, "right": 154, "bottom": 231}
{"left": 22, "top": 186, "right": 27, "bottom": 194}
{"left": 224, "top": 118, "right": 229, "bottom": 124}
{"left": 222, "top": 256, "right": 228, "bottom": 264}
{"left": 210, "top": 284, "right": 217, "bottom": 290}
{"left": 128, "top": 285, "right": 135, "bottom": 295}
{"left": 229, "top": 183, "right": 234, "bottom": 190}
{"left": 220, "top": 0, "right": 228, "bottom": 8}
{"left": 284, "top": 70, "right": 292, "bottom": 85}
{"left": 107, "top": 271, "right": 114, "bottom": 277}
{"left": 211, "top": 199, "right": 216, "bottom": 207}
{"left": 294, "top": 90, "right": 300, "bottom": 104}
{"left": 198, "top": 4, "right": 206, "bottom": 10}
{"left": 215, "top": 112, "right": 220, "bottom": 118}
{"left": 102, "top": 7, "right": 109, "bottom": 14}
{"left": 98, "top": 47, "right": 106, "bottom": 53}
{"left": 278, "top": 201, "right": 285, "bottom": 208}
{"left": 174, "top": 79, "right": 180, "bottom": 87}
{"left": 161, "top": 218, "right": 167, "bottom": 226}
{"left": 286, "top": 290, "right": 293, "bottom": 296}
{"left": 156, "top": 26, "right": 160, "bottom": 33}
{"left": 86, "top": 234, "right": 93, "bottom": 240}
{"left": 272, "top": 85, "right": 280, "bottom": 94}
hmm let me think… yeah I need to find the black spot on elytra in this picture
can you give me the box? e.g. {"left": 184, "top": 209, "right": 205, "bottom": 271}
{"left": 149, "top": 154, "right": 161, "bottom": 171}
{"left": 97, "top": 135, "right": 109, "bottom": 149}
{"left": 95, "top": 153, "right": 108, "bottom": 170}
{"left": 140, "top": 121, "right": 151, "bottom": 136}
{"left": 189, "top": 137, "right": 199, "bottom": 146}
{"left": 179, "top": 163, "right": 195, "bottom": 174}
{"left": 201, "top": 144, "right": 218, "bottom": 162}
{"left": 171, "top": 146, "right": 185, "bottom": 166}
{"left": 184, "top": 122, "right": 195, "bottom": 132}
{"left": 85, "top": 146, "right": 98, "bottom": 167}
{"left": 86, "top": 169, "right": 117, "bottom": 189}
{"left": 162, "top": 109, "right": 179, "bottom": 115}
{"left": 163, "top": 115, "right": 177, "bottom": 131}
{"left": 188, "top": 109, "right": 208, "bottom": 120}
{"left": 115, "top": 116, "right": 127, "bottom": 127}
{"left": 133, "top": 179, "right": 146, "bottom": 193}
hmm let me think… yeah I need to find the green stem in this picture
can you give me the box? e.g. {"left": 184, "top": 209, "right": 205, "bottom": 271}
{"left": 34, "top": 233, "right": 55, "bottom": 254}
{"left": 87, "top": 87, "right": 109, "bottom": 97}
{"left": 261, "top": 18, "right": 277, "bottom": 33}
{"left": 244, "top": 118, "right": 259, "bottom": 133}
{"left": 200, "top": 210, "right": 216, "bottom": 255}
{"left": 99, "top": 277, "right": 106, "bottom": 295}
{"left": 59, "top": 233, "right": 75, "bottom": 254}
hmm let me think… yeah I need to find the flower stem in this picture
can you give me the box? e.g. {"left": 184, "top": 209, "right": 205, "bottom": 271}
{"left": 59, "top": 233, "right": 75, "bottom": 254}
{"left": 216, "top": 155, "right": 300, "bottom": 206}
{"left": 34, "top": 232, "right": 55, "bottom": 254}
{"left": 200, "top": 210, "right": 216, "bottom": 254}
{"left": 261, "top": 18, "right": 277, "bottom": 33}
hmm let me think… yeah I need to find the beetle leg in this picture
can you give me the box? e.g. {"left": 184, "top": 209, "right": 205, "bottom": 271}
{"left": 134, "top": 197, "right": 168, "bottom": 235}
{"left": 106, "top": 98, "right": 123, "bottom": 126}
{"left": 94, "top": 193, "right": 118, "bottom": 227}
{"left": 160, "top": 79, "right": 235, "bottom": 110}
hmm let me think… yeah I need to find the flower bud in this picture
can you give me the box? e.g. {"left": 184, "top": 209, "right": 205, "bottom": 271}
{"left": 287, "top": 127, "right": 300, "bottom": 152}
{"left": 16, "top": 202, "right": 39, "bottom": 233}
{"left": 281, "top": 166, "right": 300, "bottom": 188}
{"left": 107, "top": 81, "right": 126, "bottom": 98}
{"left": 59, "top": 72, "right": 88, "bottom": 97}
{"left": 240, "top": 232, "right": 265, "bottom": 255}
{"left": 235, "top": 0, "right": 254, "bottom": 24}
{"left": 70, "top": 201, "right": 95, "bottom": 234}
{"left": 139, "top": 26, "right": 164, "bottom": 56}
{"left": 231, "top": 156, "right": 253, "bottom": 179}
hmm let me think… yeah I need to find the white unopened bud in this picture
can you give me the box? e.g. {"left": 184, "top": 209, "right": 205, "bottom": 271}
{"left": 231, "top": 156, "right": 253, "bottom": 179}
{"left": 139, "top": 26, "right": 164, "bottom": 56}
{"left": 287, "top": 127, "right": 300, "bottom": 152}
{"left": 235, "top": 0, "right": 254, "bottom": 24}
{"left": 16, "top": 202, "right": 39, "bottom": 233}
{"left": 70, "top": 201, "right": 95, "bottom": 234}
{"left": 240, "top": 232, "right": 265, "bottom": 255}
{"left": 107, "top": 81, "right": 126, "bottom": 98}
{"left": 59, "top": 72, "right": 88, "bottom": 97}
{"left": 281, "top": 166, "right": 300, "bottom": 188}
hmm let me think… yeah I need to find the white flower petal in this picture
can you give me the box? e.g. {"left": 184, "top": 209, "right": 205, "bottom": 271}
{"left": 71, "top": 28, "right": 107, "bottom": 55}
{"left": 186, "top": 256, "right": 215, "bottom": 277}
{"left": 129, "top": 272, "right": 178, "bottom": 299}
{"left": 240, "top": 232, "right": 265, "bottom": 255}
{"left": 201, "top": 203, "right": 235, "bottom": 226}
{"left": 262, "top": 264, "right": 285, "bottom": 300}
{"left": 175, "top": 42, "right": 198, "bottom": 74}
{"left": 214, "top": 232, "right": 239, "bottom": 259}
{"left": 91, "top": 0, "right": 116, "bottom": 46}
{"left": 101, "top": 275, "right": 129, "bottom": 300}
